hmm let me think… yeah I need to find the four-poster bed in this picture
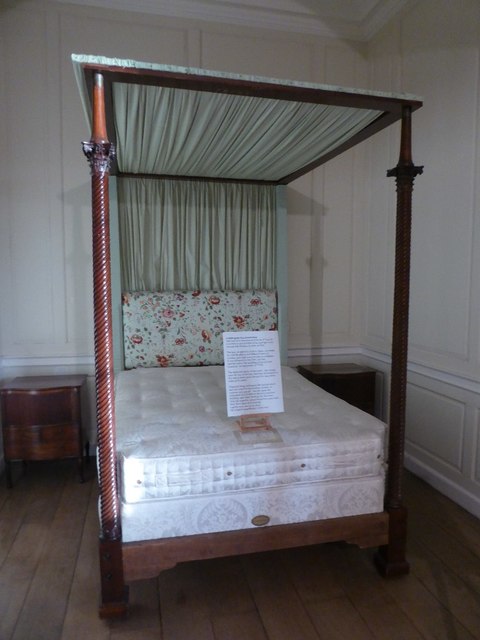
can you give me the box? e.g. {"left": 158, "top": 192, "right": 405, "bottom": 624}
{"left": 73, "top": 54, "right": 423, "bottom": 619}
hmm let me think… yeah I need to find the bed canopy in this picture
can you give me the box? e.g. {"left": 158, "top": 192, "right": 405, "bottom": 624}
{"left": 73, "top": 54, "right": 421, "bottom": 182}
{"left": 73, "top": 54, "right": 423, "bottom": 618}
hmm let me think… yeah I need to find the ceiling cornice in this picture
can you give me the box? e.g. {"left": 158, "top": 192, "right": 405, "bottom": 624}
{"left": 361, "top": 0, "right": 408, "bottom": 40}
{"left": 56, "top": 0, "right": 409, "bottom": 41}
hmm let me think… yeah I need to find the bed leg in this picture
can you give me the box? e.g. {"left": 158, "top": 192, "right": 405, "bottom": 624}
{"left": 374, "top": 505, "right": 410, "bottom": 577}
{"left": 98, "top": 538, "right": 129, "bottom": 619}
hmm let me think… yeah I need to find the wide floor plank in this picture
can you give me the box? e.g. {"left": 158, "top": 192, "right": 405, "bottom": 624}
{"left": 1, "top": 464, "right": 480, "bottom": 639}
{"left": 242, "top": 551, "right": 320, "bottom": 640}
{"left": 60, "top": 474, "right": 111, "bottom": 640}
{"left": 406, "top": 537, "right": 480, "bottom": 638}
{"left": 11, "top": 464, "right": 92, "bottom": 640}
{"left": 0, "top": 463, "right": 70, "bottom": 639}
{"left": 158, "top": 562, "right": 216, "bottom": 640}
{"left": 212, "top": 611, "right": 268, "bottom": 640}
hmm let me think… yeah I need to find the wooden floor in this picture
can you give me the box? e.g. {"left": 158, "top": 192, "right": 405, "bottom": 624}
{"left": 1, "top": 461, "right": 480, "bottom": 640}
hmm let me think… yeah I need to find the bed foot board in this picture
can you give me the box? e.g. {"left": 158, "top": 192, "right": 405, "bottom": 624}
{"left": 374, "top": 505, "right": 410, "bottom": 577}
{"left": 98, "top": 538, "right": 129, "bottom": 619}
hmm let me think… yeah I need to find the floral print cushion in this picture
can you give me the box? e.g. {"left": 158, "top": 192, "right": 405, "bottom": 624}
{"left": 122, "top": 290, "right": 278, "bottom": 368}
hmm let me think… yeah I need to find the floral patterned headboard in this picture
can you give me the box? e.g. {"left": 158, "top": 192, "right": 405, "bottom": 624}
{"left": 122, "top": 290, "right": 278, "bottom": 368}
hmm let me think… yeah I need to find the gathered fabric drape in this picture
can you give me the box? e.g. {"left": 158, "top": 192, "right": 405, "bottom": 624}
{"left": 117, "top": 177, "right": 276, "bottom": 292}
{"left": 112, "top": 79, "right": 380, "bottom": 296}
{"left": 113, "top": 82, "right": 380, "bottom": 181}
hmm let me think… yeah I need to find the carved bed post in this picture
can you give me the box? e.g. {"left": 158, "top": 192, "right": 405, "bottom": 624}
{"left": 375, "top": 106, "right": 423, "bottom": 576}
{"left": 82, "top": 72, "right": 128, "bottom": 617}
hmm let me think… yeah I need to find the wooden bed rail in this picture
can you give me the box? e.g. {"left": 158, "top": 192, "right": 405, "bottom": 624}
{"left": 123, "top": 513, "right": 389, "bottom": 582}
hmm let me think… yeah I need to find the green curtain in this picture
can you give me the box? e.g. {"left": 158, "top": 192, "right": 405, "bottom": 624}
{"left": 117, "top": 177, "right": 276, "bottom": 292}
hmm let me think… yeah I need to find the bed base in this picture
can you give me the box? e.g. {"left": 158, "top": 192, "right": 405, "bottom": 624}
{"left": 123, "top": 511, "right": 390, "bottom": 581}
{"left": 99, "top": 509, "right": 400, "bottom": 619}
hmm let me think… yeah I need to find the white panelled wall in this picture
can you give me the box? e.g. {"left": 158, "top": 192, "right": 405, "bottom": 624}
{"left": 363, "top": 0, "right": 480, "bottom": 517}
{"left": 1, "top": 0, "right": 480, "bottom": 518}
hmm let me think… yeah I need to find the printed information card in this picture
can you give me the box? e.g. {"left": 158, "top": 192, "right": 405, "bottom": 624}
{"left": 223, "top": 330, "right": 284, "bottom": 418}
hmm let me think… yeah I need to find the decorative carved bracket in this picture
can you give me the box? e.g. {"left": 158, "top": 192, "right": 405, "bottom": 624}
{"left": 82, "top": 141, "right": 115, "bottom": 176}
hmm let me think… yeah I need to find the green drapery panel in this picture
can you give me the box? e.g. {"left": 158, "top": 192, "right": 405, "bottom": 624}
{"left": 117, "top": 178, "right": 276, "bottom": 292}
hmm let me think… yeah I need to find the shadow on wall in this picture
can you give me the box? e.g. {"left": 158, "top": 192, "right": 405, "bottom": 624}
{"left": 286, "top": 181, "right": 327, "bottom": 349}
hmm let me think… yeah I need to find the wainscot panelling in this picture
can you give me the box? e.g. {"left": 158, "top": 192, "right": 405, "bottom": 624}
{"left": 401, "top": 0, "right": 480, "bottom": 379}
{"left": 359, "top": 353, "right": 480, "bottom": 518}
{"left": 287, "top": 173, "right": 317, "bottom": 350}
{"left": 321, "top": 44, "right": 368, "bottom": 347}
{"left": 0, "top": 6, "right": 65, "bottom": 354}
{"left": 362, "top": 0, "right": 480, "bottom": 519}
{"left": 306, "top": 343, "right": 480, "bottom": 520}
{"left": 297, "top": 40, "right": 327, "bottom": 352}
{"left": 0, "top": 0, "right": 205, "bottom": 363}
{"left": 363, "top": 17, "right": 400, "bottom": 354}
{"left": 0, "top": 20, "right": 8, "bottom": 361}
{"left": 200, "top": 24, "right": 315, "bottom": 79}
{"left": 405, "top": 383, "right": 465, "bottom": 472}
{"left": 363, "top": 126, "right": 396, "bottom": 351}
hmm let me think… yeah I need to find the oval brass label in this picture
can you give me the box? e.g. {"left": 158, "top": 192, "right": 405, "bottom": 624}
{"left": 251, "top": 514, "right": 270, "bottom": 527}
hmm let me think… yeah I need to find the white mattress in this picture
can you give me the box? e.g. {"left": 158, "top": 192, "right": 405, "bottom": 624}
{"left": 115, "top": 366, "right": 386, "bottom": 541}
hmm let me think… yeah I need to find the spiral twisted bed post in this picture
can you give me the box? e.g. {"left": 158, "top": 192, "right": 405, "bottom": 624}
{"left": 375, "top": 106, "right": 423, "bottom": 577}
{"left": 82, "top": 72, "right": 128, "bottom": 618}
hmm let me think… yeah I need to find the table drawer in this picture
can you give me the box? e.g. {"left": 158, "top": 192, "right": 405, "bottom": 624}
{"left": 3, "top": 423, "right": 81, "bottom": 460}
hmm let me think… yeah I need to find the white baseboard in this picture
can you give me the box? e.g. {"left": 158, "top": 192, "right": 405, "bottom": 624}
{"left": 405, "top": 453, "right": 480, "bottom": 519}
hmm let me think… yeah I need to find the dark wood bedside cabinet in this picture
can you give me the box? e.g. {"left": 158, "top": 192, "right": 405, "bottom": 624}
{"left": 0, "top": 375, "right": 87, "bottom": 488}
{"left": 297, "top": 363, "right": 376, "bottom": 415}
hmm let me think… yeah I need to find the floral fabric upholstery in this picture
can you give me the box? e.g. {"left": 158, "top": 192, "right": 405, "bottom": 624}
{"left": 122, "top": 290, "right": 277, "bottom": 368}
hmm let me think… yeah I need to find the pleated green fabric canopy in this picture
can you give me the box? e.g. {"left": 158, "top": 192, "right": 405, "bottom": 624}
{"left": 72, "top": 53, "right": 422, "bottom": 184}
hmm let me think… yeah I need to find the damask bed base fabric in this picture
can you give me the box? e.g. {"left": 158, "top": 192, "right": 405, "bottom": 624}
{"left": 121, "top": 475, "right": 384, "bottom": 542}
{"left": 115, "top": 365, "right": 386, "bottom": 541}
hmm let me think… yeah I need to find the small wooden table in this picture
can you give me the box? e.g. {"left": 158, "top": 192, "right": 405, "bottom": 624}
{"left": 297, "top": 363, "right": 376, "bottom": 415}
{"left": 0, "top": 375, "right": 87, "bottom": 488}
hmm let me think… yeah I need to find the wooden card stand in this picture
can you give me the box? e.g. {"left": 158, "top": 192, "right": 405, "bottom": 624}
{"left": 237, "top": 414, "right": 273, "bottom": 431}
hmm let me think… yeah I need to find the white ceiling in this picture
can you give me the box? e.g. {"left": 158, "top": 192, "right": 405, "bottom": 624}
{"left": 60, "top": 0, "right": 409, "bottom": 40}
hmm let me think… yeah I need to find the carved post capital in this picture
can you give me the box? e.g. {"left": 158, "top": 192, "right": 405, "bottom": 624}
{"left": 82, "top": 140, "right": 115, "bottom": 176}
{"left": 387, "top": 163, "right": 424, "bottom": 181}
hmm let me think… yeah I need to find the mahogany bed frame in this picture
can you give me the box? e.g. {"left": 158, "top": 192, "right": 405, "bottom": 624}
{"left": 78, "top": 59, "right": 423, "bottom": 618}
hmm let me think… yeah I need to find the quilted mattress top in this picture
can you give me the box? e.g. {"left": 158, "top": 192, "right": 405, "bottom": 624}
{"left": 115, "top": 366, "right": 386, "bottom": 502}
